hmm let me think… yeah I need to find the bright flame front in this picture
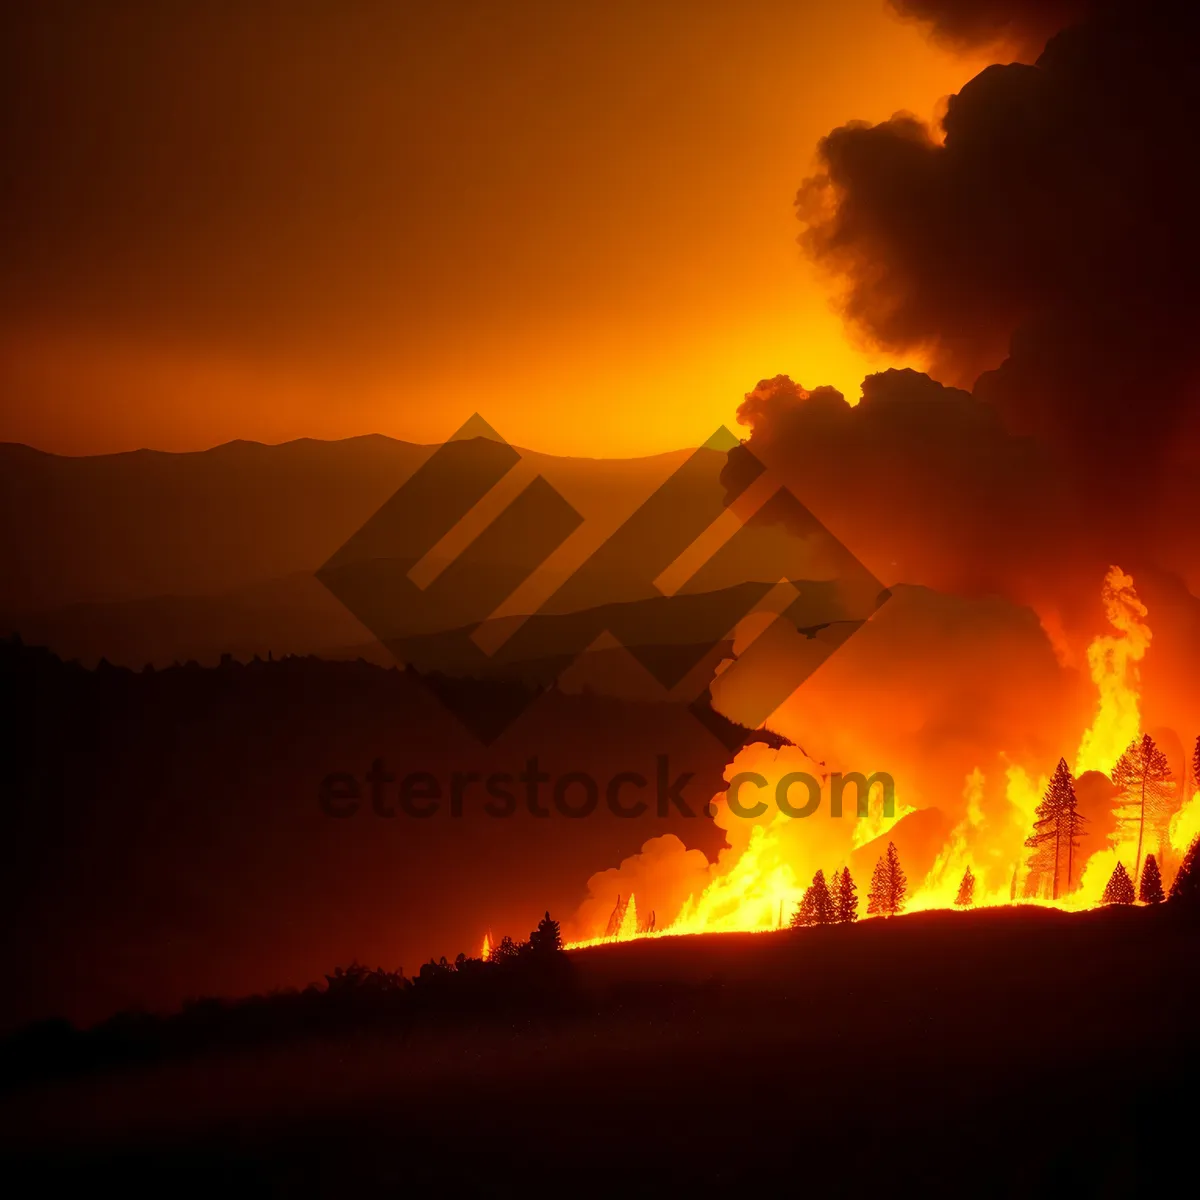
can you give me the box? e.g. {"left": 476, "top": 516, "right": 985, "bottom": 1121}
{"left": 548, "top": 565, "right": 1194, "bottom": 951}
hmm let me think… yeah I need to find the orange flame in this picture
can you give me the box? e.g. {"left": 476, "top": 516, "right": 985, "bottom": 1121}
{"left": 1171, "top": 792, "right": 1200, "bottom": 858}
{"left": 1074, "top": 567, "right": 1151, "bottom": 776}
{"left": 556, "top": 566, "right": 1178, "bottom": 949}
{"left": 913, "top": 768, "right": 986, "bottom": 911}
{"left": 618, "top": 894, "right": 640, "bottom": 940}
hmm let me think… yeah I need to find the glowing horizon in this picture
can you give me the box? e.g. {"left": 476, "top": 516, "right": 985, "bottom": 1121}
{"left": 0, "top": 1, "right": 992, "bottom": 459}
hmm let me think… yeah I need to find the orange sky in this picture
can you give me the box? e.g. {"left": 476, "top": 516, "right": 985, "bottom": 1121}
{"left": 0, "top": 2, "right": 991, "bottom": 457}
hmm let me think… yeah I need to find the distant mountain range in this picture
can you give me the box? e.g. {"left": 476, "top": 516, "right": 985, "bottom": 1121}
{"left": 0, "top": 433, "right": 885, "bottom": 700}
{"left": 0, "top": 434, "right": 696, "bottom": 672}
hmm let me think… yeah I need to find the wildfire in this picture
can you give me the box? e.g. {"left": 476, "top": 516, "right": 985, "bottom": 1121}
{"left": 617, "top": 894, "right": 639, "bottom": 940}
{"left": 670, "top": 823, "right": 798, "bottom": 935}
{"left": 543, "top": 567, "right": 1188, "bottom": 951}
{"left": 913, "top": 768, "right": 987, "bottom": 911}
{"left": 1074, "top": 567, "right": 1151, "bottom": 776}
{"left": 1171, "top": 792, "right": 1200, "bottom": 858}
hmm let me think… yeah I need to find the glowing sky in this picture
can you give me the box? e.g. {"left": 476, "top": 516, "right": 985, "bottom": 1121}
{"left": 0, "top": 2, "right": 991, "bottom": 456}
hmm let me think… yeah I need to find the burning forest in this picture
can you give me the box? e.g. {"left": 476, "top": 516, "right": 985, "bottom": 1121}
{"left": 3, "top": 0, "right": 1200, "bottom": 1192}
{"left": 560, "top": 566, "right": 1200, "bottom": 948}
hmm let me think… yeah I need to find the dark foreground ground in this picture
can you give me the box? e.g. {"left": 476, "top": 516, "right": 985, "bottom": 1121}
{"left": 2, "top": 904, "right": 1197, "bottom": 1196}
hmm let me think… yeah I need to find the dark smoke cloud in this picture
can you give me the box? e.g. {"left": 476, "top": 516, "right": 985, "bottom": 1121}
{"left": 793, "top": 1, "right": 1200, "bottom": 579}
{"left": 733, "top": 0, "right": 1200, "bottom": 748}
{"left": 733, "top": 369, "right": 1200, "bottom": 746}
{"left": 887, "top": 0, "right": 1090, "bottom": 56}
{"left": 730, "top": 369, "right": 1075, "bottom": 603}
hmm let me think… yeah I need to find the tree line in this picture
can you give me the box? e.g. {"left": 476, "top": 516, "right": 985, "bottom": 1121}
{"left": 789, "top": 840, "right": 976, "bottom": 928}
{"left": 0, "top": 911, "right": 572, "bottom": 1092}
{"left": 1024, "top": 734, "right": 1200, "bottom": 904}
{"left": 788, "top": 728, "right": 1200, "bottom": 927}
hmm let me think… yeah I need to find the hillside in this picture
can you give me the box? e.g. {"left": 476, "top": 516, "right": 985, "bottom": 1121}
{"left": 1, "top": 638, "right": 792, "bottom": 1031}
{"left": 2, "top": 904, "right": 1196, "bottom": 1191}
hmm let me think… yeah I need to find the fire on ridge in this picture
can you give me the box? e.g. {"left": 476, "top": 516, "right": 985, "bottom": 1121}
{"left": 535, "top": 567, "right": 1200, "bottom": 951}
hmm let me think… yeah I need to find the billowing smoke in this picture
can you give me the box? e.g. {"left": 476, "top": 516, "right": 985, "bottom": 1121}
{"left": 780, "top": 0, "right": 1200, "bottom": 640}
{"left": 745, "top": 0, "right": 1200, "bottom": 793}
{"left": 887, "top": 0, "right": 1090, "bottom": 56}
{"left": 568, "top": 0, "right": 1200, "bottom": 940}
{"left": 728, "top": 370, "right": 1064, "bottom": 601}
{"left": 801, "top": 2, "right": 1200, "bottom": 469}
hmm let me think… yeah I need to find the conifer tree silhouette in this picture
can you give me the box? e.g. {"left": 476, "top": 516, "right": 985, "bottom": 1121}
{"left": 867, "top": 842, "right": 907, "bottom": 916}
{"left": 812, "top": 869, "right": 834, "bottom": 924}
{"left": 1112, "top": 734, "right": 1175, "bottom": 886}
{"left": 1101, "top": 862, "right": 1136, "bottom": 905}
{"left": 792, "top": 869, "right": 835, "bottom": 927}
{"left": 1192, "top": 736, "right": 1200, "bottom": 796}
{"left": 834, "top": 867, "right": 858, "bottom": 923}
{"left": 491, "top": 935, "right": 520, "bottom": 963}
{"left": 530, "top": 911, "right": 563, "bottom": 954}
{"left": 1024, "top": 758, "right": 1086, "bottom": 899}
{"left": 868, "top": 856, "right": 888, "bottom": 915}
{"left": 604, "top": 895, "right": 627, "bottom": 938}
{"left": 1138, "top": 854, "right": 1164, "bottom": 904}
{"left": 954, "top": 866, "right": 976, "bottom": 907}
{"left": 1169, "top": 836, "right": 1200, "bottom": 904}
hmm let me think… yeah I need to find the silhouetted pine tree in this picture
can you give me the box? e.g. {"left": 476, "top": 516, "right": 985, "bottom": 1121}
{"left": 1057, "top": 804, "right": 1089, "bottom": 893}
{"left": 1138, "top": 854, "right": 1164, "bottom": 904}
{"left": 954, "top": 866, "right": 976, "bottom": 907}
{"left": 491, "top": 935, "right": 520, "bottom": 963}
{"left": 834, "top": 867, "right": 858, "bottom": 923}
{"left": 1169, "top": 836, "right": 1200, "bottom": 905}
{"left": 867, "top": 842, "right": 907, "bottom": 917}
{"left": 1101, "top": 862, "right": 1136, "bottom": 905}
{"left": 1024, "top": 758, "right": 1086, "bottom": 899}
{"left": 792, "top": 869, "right": 835, "bottom": 927}
{"left": 812, "top": 870, "right": 834, "bottom": 924}
{"left": 1112, "top": 734, "right": 1175, "bottom": 886}
{"left": 530, "top": 911, "right": 563, "bottom": 954}
{"left": 603, "top": 895, "right": 627, "bottom": 938}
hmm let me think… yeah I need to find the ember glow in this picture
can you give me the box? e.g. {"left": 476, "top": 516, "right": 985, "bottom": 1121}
{"left": 1074, "top": 568, "right": 1151, "bottom": 777}
{"left": 560, "top": 566, "right": 1189, "bottom": 948}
